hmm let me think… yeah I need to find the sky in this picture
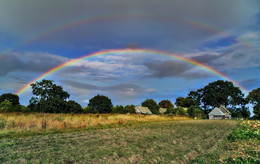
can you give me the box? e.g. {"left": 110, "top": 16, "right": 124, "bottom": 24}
{"left": 0, "top": 0, "right": 260, "bottom": 110}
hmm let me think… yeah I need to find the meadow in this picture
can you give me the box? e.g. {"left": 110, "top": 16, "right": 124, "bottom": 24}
{"left": 0, "top": 119, "right": 239, "bottom": 163}
{"left": 0, "top": 113, "right": 189, "bottom": 138}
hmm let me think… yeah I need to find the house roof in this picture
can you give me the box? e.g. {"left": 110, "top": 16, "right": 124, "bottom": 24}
{"left": 135, "top": 106, "right": 153, "bottom": 114}
{"left": 159, "top": 108, "right": 167, "bottom": 114}
{"left": 208, "top": 105, "right": 231, "bottom": 116}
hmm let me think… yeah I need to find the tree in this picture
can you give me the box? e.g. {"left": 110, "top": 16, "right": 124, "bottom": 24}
{"left": 0, "top": 100, "right": 12, "bottom": 112}
{"left": 0, "top": 93, "right": 20, "bottom": 106}
{"left": 141, "top": 99, "right": 159, "bottom": 114}
{"left": 187, "top": 106, "right": 204, "bottom": 118}
{"left": 188, "top": 80, "right": 244, "bottom": 113}
{"left": 246, "top": 88, "right": 260, "bottom": 119}
{"left": 88, "top": 95, "right": 113, "bottom": 113}
{"left": 66, "top": 100, "right": 83, "bottom": 113}
{"left": 112, "top": 105, "right": 126, "bottom": 114}
{"left": 174, "top": 106, "right": 187, "bottom": 116}
{"left": 28, "top": 79, "right": 70, "bottom": 113}
{"left": 159, "top": 100, "right": 174, "bottom": 109}
{"left": 175, "top": 97, "right": 196, "bottom": 108}
{"left": 124, "top": 105, "right": 136, "bottom": 114}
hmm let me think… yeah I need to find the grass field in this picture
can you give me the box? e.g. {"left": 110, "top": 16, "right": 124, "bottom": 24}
{"left": 0, "top": 120, "right": 239, "bottom": 163}
{"left": 0, "top": 113, "right": 190, "bottom": 138}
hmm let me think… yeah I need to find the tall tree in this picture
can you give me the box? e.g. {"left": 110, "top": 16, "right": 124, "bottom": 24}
{"left": 159, "top": 100, "right": 174, "bottom": 109}
{"left": 88, "top": 95, "right": 113, "bottom": 113}
{"left": 246, "top": 88, "right": 260, "bottom": 119}
{"left": 188, "top": 80, "right": 244, "bottom": 113}
{"left": 28, "top": 79, "right": 70, "bottom": 113}
{"left": 175, "top": 97, "right": 196, "bottom": 108}
{"left": 142, "top": 99, "right": 159, "bottom": 114}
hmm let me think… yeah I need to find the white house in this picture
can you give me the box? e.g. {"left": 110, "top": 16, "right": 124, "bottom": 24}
{"left": 208, "top": 105, "right": 231, "bottom": 119}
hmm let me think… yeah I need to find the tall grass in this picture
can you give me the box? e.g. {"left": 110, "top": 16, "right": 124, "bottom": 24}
{"left": 0, "top": 113, "right": 190, "bottom": 132}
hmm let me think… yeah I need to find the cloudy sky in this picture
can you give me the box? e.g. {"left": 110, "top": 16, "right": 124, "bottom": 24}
{"left": 0, "top": 0, "right": 260, "bottom": 108}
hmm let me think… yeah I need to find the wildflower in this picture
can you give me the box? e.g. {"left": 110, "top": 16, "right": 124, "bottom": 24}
{"left": 253, "top": 125, "right": 257, "bottom": 128}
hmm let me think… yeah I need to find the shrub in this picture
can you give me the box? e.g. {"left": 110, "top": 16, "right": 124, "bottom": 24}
{"left": 175, "top": 106, "right": 187, "bottom": 116}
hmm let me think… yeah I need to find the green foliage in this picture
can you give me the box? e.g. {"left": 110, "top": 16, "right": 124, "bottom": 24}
{"left": 0, "top": 100, "right": 12, "bottom": 112}
{"left": 111, "top": 105, "right": 126, "bottom": 114}
{"left": 124, "top": 105, "right": 136, "bottom": 114}
{"left": 188, "top": 80, "right": 244, "bottom": 112}
{"left": 246, "top": 88, "right": 260, "bottom": 119}
{"left": 175, "top": 106, "right": 187, "bottom": 116}
{"left": 82, "top": 107, "right": 96, "bottom": 113}
{"left": 158, "top": 100, "right": 174, "bottom": 109}
{"left": 0, "top": 93, "right": 20, "bottom": 106}
{"left": 28, "top": 79, "right": 70, "bottom": 113}
{"left": 187, "top": 105, "right": 204, "bottom": 117}
{"left": 88, "top": 95, "right": 113, "bottom": 113}
{"left": 66, "top": 100, "right": 83, "bottom": 113}
{"left": 175, "top": 97, "right": 196, "bottom": 108}
{"left": 228, "top": 121, "right": 260, "bottom": 141}
{"left": 141, "top": 99, "right": 159, "bottom": 114}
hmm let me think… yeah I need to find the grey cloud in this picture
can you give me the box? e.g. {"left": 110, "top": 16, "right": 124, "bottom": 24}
{"left": 144, "top": 60, "right": 194, "bottom": 78}
{"left": 0, "top": 52, "right": 67, "bottom": 75}
{"left": 63, "top": 80, "right": 142, "bottom": 92}
{"left": 0, "top": 0, "right": 258, "bottom": 51}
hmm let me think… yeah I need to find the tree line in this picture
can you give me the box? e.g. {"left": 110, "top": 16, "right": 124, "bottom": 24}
{"left": 0, "top": 79, "right": 259, "bottom": 119}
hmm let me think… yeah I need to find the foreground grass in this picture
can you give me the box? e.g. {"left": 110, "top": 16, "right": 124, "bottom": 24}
{"left": 0, "top": 120, "right": 238, "bottom": 163}
{"left": 198, "top": 120, "right": 260, "bottom": 163}
{"left": 0, "top": 113, "right": 189, "bottom": 138}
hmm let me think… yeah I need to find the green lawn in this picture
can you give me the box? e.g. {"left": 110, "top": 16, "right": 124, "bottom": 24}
{"left": 0, "top": 120, "right": 238, "bottom": 163}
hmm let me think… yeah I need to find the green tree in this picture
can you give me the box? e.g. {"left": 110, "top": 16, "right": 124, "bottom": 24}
{"left": 188, "top": 80, "right": 244, "bottom": 113}
{"left": 0, "top": 99, "right": 12, "bottom": 112}
{"left": 175, "top": 106, "right": 187, "bottom": 116}
{"left": 175, "top": 97, "right": 196, "bottom": 108}
{"left": 124, "top": 105, "right": 136, "bottom": 114}
{"left": 66, "top": 100, "right": 83, "bottom": 113}
{"left": 159, "top": 100, "right": 174, "bottom": 109}
{"left": 141, "top": 99, "right": 159, "bottom": 114}
{"left": 187, "top": 105, "right": 204, "bottom": 117}
{"left": 88, "top": 95, "right": 113, "bottom": 113}
{"left": 246, "top": 88, "right": 260, "bottom": 119}
{"left": 112, "top": 105, "right": 126, "bottom": 114}
{"left": 0, "top": 93, "right": 20, "bottom": 106}
{"left": 28, "top": 79, "right": 70, "bottom": 113}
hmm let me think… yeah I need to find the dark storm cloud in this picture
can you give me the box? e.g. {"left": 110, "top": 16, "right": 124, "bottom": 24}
{"left": 0, "top": 53, "right": 66, "bottom": 75}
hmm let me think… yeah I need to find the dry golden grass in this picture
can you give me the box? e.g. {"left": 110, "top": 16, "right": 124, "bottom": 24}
{"left": 0, "top": 113, "right": 190, "bottom": 132}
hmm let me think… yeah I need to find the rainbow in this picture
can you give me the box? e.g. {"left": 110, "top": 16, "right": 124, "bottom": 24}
{"left": 2, "top": 13, "right": 257, "bottom": 53}
{"left": 16, "top": 48, "right": 249, "bottom": 95}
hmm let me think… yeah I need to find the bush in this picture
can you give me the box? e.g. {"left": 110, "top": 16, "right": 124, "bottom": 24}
{"left": 175, "top": 106, "right": 187, "bottom": 116}
{"left": 187, "top": 105, "right": 204, "bottom": 117}
{"left": 83, "top": 107, "right": 96, "bottom": 113}
{"left": 0, "top": 100, "right": 12, "bottom": 112}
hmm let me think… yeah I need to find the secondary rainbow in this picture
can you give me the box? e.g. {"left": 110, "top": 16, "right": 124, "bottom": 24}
{"left": 16, "top": 48, "right": 249, "bottom": 96}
